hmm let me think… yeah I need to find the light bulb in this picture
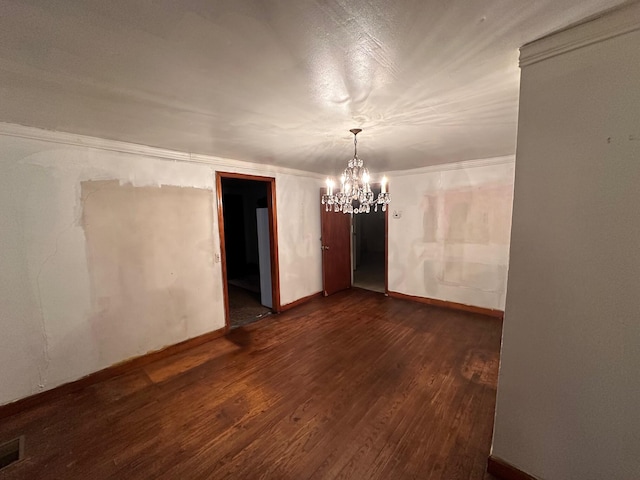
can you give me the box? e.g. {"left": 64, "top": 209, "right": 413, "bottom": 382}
{"left": 326, "top": 178, "right": 334, "bottom": 195}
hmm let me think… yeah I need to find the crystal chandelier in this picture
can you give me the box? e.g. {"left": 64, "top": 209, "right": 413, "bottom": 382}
{"left": 321, "top": 129, "right": 390, "bottom": 214}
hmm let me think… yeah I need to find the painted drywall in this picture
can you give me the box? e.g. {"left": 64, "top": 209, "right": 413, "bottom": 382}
{"left": 387, "top": 158, "right": 515, "bottom": 310}
{"left": 277, "top": 174, "right": 324, "bottom": 306}
{"left": 0, "top": 127, "right": 323, "bottom": 406}
{"left": 491, "top": 12, "right": 640, "bottom": 480}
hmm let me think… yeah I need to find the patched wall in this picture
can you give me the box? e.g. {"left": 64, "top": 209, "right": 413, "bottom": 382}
{"left": 388, "top": 158, "right": 515, "bottom": 310}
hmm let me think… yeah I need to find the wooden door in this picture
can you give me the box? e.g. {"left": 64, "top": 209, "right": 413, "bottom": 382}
{"left": 321, "top": 191, "right": 352, "bottom": 296}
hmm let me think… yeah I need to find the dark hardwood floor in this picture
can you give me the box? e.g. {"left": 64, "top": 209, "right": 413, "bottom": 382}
{"left": 0, "top": 289, "right": 502, "bottom": 480}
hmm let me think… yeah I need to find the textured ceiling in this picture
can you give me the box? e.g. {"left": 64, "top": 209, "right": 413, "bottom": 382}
{"left": 0, "top": 0, "right": 626, "bottom": 174}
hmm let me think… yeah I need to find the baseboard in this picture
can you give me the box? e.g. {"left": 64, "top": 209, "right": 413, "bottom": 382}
{"left": 0, "top": 327, "right": 226, "bottom": 420}
{"left": 387, "top": 291, "right": 504, "bottom": 319}
{"left": 280, "top": 291, "right": 323, "bottom": 312}
{"left": 487, "top": 456, "right": 539, "bottom": 480}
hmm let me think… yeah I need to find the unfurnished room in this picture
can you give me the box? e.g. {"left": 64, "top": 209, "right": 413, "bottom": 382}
{"left": 0, "top": 1, "right": 638, "bottom": 479}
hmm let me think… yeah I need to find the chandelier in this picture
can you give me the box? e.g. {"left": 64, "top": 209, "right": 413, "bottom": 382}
{"left": 321, "top": 129, "right": 390, "bottom": 214}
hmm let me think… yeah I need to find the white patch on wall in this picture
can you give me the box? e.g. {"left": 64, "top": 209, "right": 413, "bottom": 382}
{"left": 388, "top": 158, "right": 515, "bottom": 310}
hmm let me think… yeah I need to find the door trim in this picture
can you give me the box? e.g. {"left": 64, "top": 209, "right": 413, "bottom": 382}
{"left": 216, "top": 172, "right": 281, "bottom": 332}
{"left": 384, "top": 190, "right": 389, "bottom": 295}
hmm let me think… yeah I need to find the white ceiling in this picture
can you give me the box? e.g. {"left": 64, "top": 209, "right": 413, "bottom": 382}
{"left": 0, "top": 0, "right": 626, "bottom": 174}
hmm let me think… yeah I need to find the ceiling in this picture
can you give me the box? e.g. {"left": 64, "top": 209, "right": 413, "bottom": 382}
{"left": 0, "top": 0, "right": 626, "bottom": 174}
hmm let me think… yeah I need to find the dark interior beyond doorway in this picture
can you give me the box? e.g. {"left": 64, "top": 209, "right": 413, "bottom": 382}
{"left": 353, "top": 186, "right": 385, "bottom": 293}
{"left": 221, "top": 178, "right": 271, "bottom": 328}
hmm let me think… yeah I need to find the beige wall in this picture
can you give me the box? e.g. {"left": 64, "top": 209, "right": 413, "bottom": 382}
{"left": 492, "top": 5, "right": 640, "bottom": 479}
{"left": 0, "top": 128, "right": 322, "bottom": 406}
{"left": 387, "top": 158, "right": 515, "bottom": 310}
{"left": 81, "top": 181, "right": 217, "bottom": 368}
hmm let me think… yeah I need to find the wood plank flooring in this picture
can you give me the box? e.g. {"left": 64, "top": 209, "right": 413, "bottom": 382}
{"left": 0, "top": 289, "right": 502, "bottom": 480}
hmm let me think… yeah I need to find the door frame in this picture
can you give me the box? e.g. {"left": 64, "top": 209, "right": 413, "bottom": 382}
{"left": 382, "top": 181, "right": 390, "bottom": 294}
{"left": 216, "top": 172, "right": 281, "bottom": 332}
{"left": 384, "top": 191, "right": 389, "bottom": 294}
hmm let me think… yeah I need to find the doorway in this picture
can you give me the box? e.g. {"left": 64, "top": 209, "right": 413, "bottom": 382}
{"left": 321, "top": 184, "right": 388, "bottom": 296}
{"left": 216, "top": 173, "right": 280, "bottom": 330}
{"left": 352, "top": 185, "right": 387, "bottom": 293}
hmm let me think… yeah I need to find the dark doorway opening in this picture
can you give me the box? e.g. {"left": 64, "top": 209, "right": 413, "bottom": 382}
{"left": 219, "top": 176, "right": 277, "bottom": 329}
{"left": 353, "top": 185, "right": 386, "bottom": 293}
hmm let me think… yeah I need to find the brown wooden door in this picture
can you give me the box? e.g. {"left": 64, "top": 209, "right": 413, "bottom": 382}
{"left": 321, "top": 190, "right": 352, "bottom": 296}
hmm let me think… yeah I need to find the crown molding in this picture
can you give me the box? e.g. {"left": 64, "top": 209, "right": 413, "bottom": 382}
{"left": 385, "top": 155, "right": 515, "bottom": 178}
{"left": 0, "top": 122, "right": 324, "bottom": 180}
{"left": 0, "top": 122, "right": 513, "bottom": 180}
{"left": 0, "top": 122, "right": 189, "bottom": 162}
{"left": 520, "top": 0, "right": 640, "bottom": 67}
